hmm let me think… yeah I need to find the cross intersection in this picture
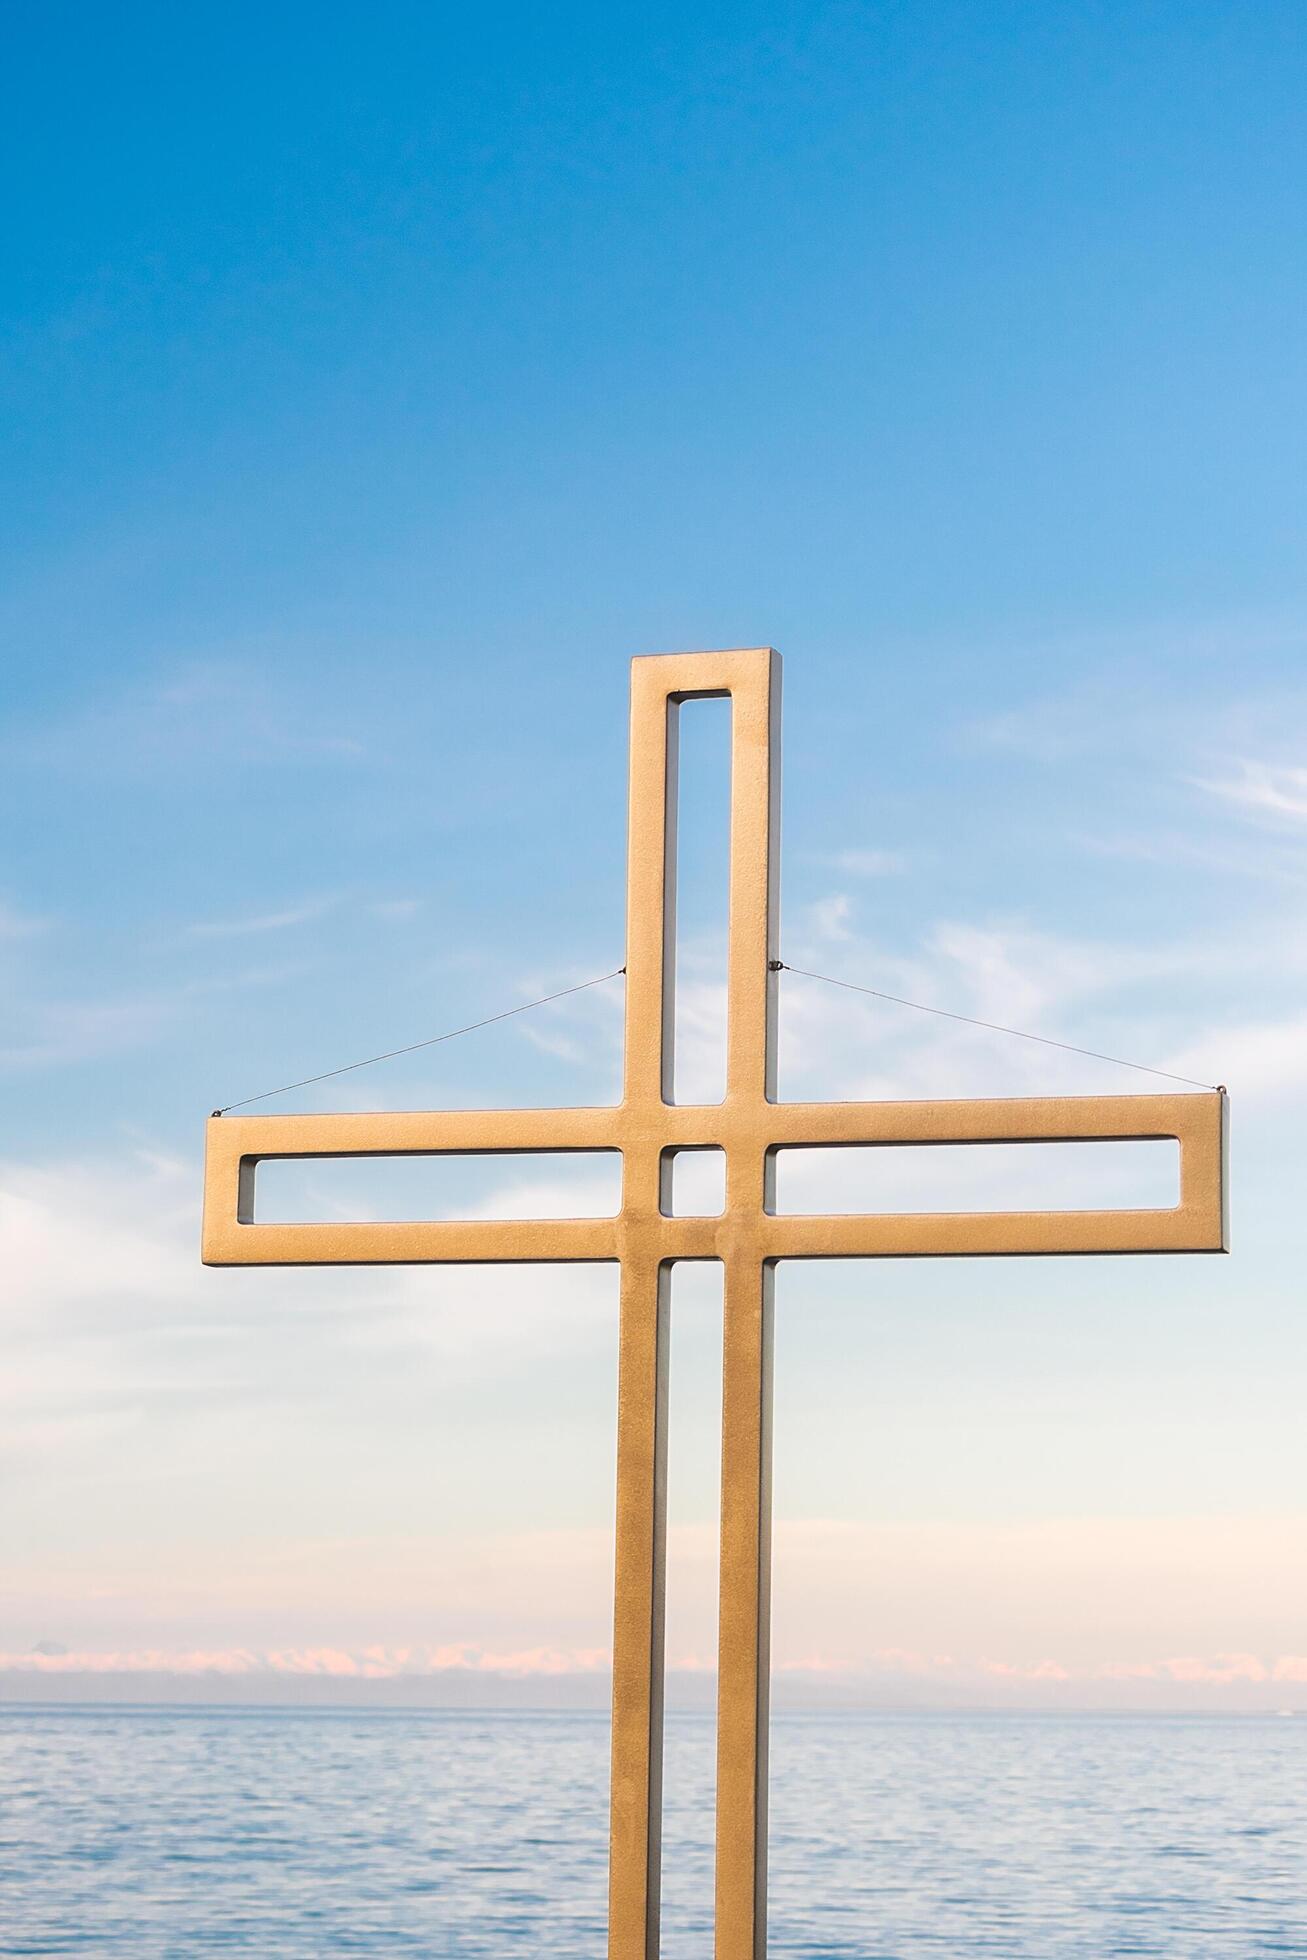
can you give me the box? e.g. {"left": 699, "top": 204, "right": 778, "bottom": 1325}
{"left": 204, "top": 648, "right": 1227, "bottom": 1960}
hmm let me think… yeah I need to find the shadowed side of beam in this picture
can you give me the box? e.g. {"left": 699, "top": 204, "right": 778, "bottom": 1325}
{"left": 608, "top": 1255, "right": 671, "bottom": 1960}
{"left": 714, "top": 1254, "right": 774, "bottom": 1960}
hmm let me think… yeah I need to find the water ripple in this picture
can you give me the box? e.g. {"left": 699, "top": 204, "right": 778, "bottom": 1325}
{"left": 1, "top": 1709, "right": 1304, "bottom": 1955}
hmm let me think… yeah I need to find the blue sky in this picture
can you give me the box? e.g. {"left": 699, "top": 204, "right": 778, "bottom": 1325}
{"left": 3, "top": 1, "right": 1307, "bottom": 1706}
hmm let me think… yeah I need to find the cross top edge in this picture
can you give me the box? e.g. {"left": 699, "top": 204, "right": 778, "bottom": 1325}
{"left": 620, "top": 647, "right": 781, "bottom": 1113}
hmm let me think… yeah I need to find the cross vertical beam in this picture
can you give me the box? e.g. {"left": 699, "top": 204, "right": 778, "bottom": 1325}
{"left": 610, "top": 648, "right": 783, "bottom": 1959}
{"left": 607, "top": 657, "right": 676, "bottom": 1957}
{"left": 716, "top": 651, "right": 780, "bottom": 1960}
{"left": 608, "top": 1255, "right": 670, "bottom": 1957}
{"left": 716, "top": 1252, "right": 774, "bottom": 1960}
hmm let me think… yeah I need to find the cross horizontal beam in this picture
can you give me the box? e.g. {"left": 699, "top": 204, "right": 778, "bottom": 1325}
{"left": 202, "top": 1088, "right": 1226, "bottom": 1266}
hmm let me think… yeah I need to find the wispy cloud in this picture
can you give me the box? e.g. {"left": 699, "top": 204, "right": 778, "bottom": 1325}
{"left": 1163, "top": 1009, "right": 1307, "bottom": 1102}
{"left": 0, "top": 997, "right": 175, "bottom": 1071}
{"left": 2, "top": 661, "right": 367, "bottom": 780}
{"left": 0, "top": 900, "right": 48, "bottom": 940}
{"left": 960, "top": 613, "right": 1307, "bottom": 766}
{"left": 770, "top": 914, "right": 1203, "bottom": 1104}
{"left": 825, "top": 849, "right": 907, "bottom": 877}
{"left": 369, "top": 898, "right": 424, "bottom": 922}
{"left": 0, "top": 1643, "right": 611, "bottom": 1679}
{"left": 1193, "top": 759, "right": 1307, "bottom": 825}
{"left": 0, "top": 964, "right": 308, "bottom": 1071}
{"left": 1073, "top": 828, "right": 1307, "bottom": 887}
{"left": 963, "top": 683, "right": 1127, "bottom": 763}
{"left": 5, "top": 1643, "right": 1306, "bottom": 1702}
{"left": 508, "top": 959, "right": 627, "bottom": 1078}
{"left": 809, "top": 893, "right": 854, "bottom": 941}
{"left": 189, "top": 900, "right": 334, "bottom": 939}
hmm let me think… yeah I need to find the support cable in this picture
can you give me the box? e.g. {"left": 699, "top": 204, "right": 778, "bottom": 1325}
{"left": 772, "top": 961, "right": 1222, "bottom": 1094}
{"left": 214, "top": 951, "right": 1224, "bottom": 1116}
{"left": 212, "top": 967, "right": 627, "bottom": 1115}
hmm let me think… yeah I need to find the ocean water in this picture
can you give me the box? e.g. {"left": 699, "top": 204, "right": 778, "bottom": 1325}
{"left": 2, "top": 1706, "right": 1304, "bottom": 1956}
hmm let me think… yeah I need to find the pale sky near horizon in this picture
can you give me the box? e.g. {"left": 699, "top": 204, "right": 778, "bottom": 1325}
{"left": 3, "top": 1, "right": 1307, "bottom": 1710}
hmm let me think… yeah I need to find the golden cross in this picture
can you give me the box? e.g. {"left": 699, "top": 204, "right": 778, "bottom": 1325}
{"left": 203, "top": 647, "right": 1227, "bottom": 1960}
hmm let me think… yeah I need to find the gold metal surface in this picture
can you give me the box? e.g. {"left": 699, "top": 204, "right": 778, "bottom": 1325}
{"left": 203, "top": 647, "right": 1228, "bottom": 1959}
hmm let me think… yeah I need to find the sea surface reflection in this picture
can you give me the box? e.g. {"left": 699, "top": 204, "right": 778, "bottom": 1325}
{"left": 2, "top": 1708, "right": 1304, "bottom": 1955}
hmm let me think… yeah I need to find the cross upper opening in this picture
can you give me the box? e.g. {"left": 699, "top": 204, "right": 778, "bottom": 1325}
{"left": 660, "top": 690, "right": 732, "bottom": 1109}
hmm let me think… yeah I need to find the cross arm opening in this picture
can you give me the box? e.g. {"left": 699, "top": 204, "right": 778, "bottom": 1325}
{"left": 755, "top": 1090, "right": 1227, "bottom": 1259}
{"left": 202, "top": 1108, "right": 627, "bottom": 1267}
